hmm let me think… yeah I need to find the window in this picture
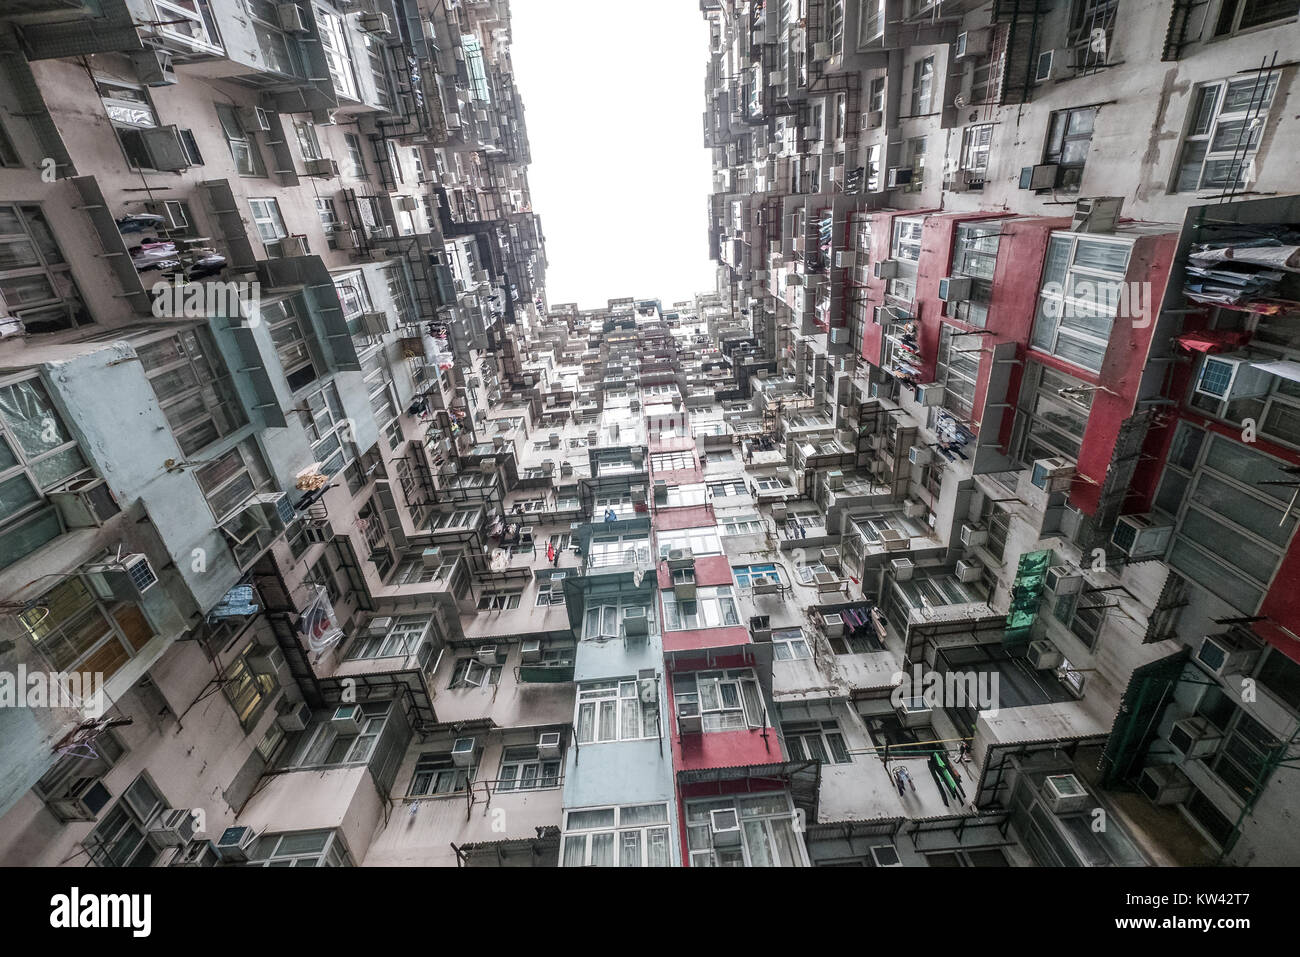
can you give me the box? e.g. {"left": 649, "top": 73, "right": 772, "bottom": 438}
{"left": 663, "top": 585, "right": 740, "bottom": 631}
{"left": 316, "top": 198, "right": 340, "bottom": 248}
{"left": 248, "top": 197, "right": 289, "bottom": 255}
{"left": 35, "top": 729, "right": 125, "bottom": 820}
{"left": 535, "top": 570, "right": 568, "bottom": 606}
{"left": 719, "top": 511, "right": 763, "bottom": 536}
{"left": 732, "top": 564, "right": 783, "bottom": 588}
{"left": 1155, "top": 424, "right": 1297, "bottom": 614}
{"left": 497, "top": 746, "right": 561, "bottom": 791}
{"left": 656, "top": 526, "right": 722, "bottom": 558}
{"left": 1213, "top": 0, "right": 1298, "bottom": 36}
{"left": 665, "top": 483, "right": 708, "bottom": 507}
{"left": 910, "top": 56, "right": 935, "bottom": 115}
{"left": 288, "top": 702, "right": 393, "bottom": 768}
{"left": 937, "top": 323, "right": 979, "bottom": 421}
{"left": 0, "top": 204, "right": 90, "bottom": 333}
{"left": 674, "top": 669, "right": 764, "bottom": 731}
{"left": 1050, "top": 589, "right": 1107, "bottom": 649}
{"left": 686, "top": 793, "right": 805, "bottom": 867}
{"left": 583, "top": 596, "right": 653, "bottom": 638}
{"left": 253, "top": 829, "right": 352, "bottom": 866}
{"left": 137, "top": 329, "right": 245, "bottom": 455}
{"left": 293, "top": 118, "right": 321, "bottom": 160}
{"left": 195, "top": 436, "right": 272, "bottom": 522}
{"left": 0, "top": 374, "right": 93, "bottom": 567}
{"left": 906, "top": 136, "right": 927, "bottom": 190}
{"left": 346, "top": 615, "right": 430, "bottom": 661}
{"left": 409, "top": 751, "right": 475, "bottom": 795}
{"left": 476, "top": 590, "right": 521, "bottom": 610}
{"left": 1030, "top": 233, "right": 1132, "bottom": 372}
{"left": 650, "top": 451, "right": 695, "bottom": 472}
{"left": 247, "top": 0, "right": 300, "bottom": 75}
{"left": 783, "top": 720, "right": 851, "bottom": 762}
{"left": 1011, "top": 361, "right": 1093, "bottom": 465}
{"left": 959, "top": 124, "right": 993, "bottom": 176}
{"left": 95, "top": 77, "right": 177, "bottom": 172}
{"left": 363, "top": 33, "right": 392, "bottom": 108}
{"left": 215, "top": 103, "right": 266, "bottom": 176}
{"left": 944, "top": 222, "right": 1001, "bottom": 328}
{"left": 575, "top": 680, "right": 659, "bottom": 743}
{"left": 1043, "top": 108, "right": 1096, "bottom": 192}
{"left": 343, "top": 132, "right": 366, "bottom": 177}
{"left": 84, "top": 775, "right": 164, "bottom": 867}
{"left": 316, "top": 4, "right": 359, "bottom": 99}
{"left": 19, "top": 576, "right": 153, "bottom": 683}
{"left": 298, "top": 381, "right": 351, "bottom": 476}
{"left": 1175, "top": 75, "right": 1278, "bottom": 193}
{"left": 709, "top": 478, "right": 748, "bottom": 498}
{"left": 449, "top": 656, "right": 502, "bottom": 688}
{"left": 223, "top": 642, "right": 278, "bottom": 728}
{"left": 261, "top": 295, "right": 319, "bottom": 391}
{"left": 772, "top": 628, "right": 812, "bottom": 661}
{"left": 562, "top": 804, "right": 671, "bottom": 866}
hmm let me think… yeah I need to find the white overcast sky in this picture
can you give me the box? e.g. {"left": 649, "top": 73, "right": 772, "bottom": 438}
{"left": 509, "top": 0, "right": 716, "bottom": 309}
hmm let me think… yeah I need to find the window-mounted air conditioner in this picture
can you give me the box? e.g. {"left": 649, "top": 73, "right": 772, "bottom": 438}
{"left": 277, "top": 3, "right": 308, "bottom": 33}
{"left": 1193, "top": 353, "right": 1273, "bottom": 405}
{"left": 959, "top": 524, "right": 987, "bottom": 547}
{"left": 1030, "top": 457, "right": 1075, "bottom": 493}
{"left": 908, "top": 446, "right": 931, "bottom": 466}
{"left": 84, "top": 553, "right": 158, "bottom": 601}
{"left": 49, "top": 779, "right": 113, "bottom": 822}
{"left": 861, "top": 109, "right": 884, "bottom": 130}
{"left": 215, "top": 825, "right": 258, "bottom": 862}
{"left": 1111, "top": 513, "right": 1173, "bottom": 560}
{"left": 451, "top": 736, "right": 477, "bottom": 767}
{"left": 915, "top": 383, "right": 944, "bottom": 407}
{"left": 237, "top": 106, "right": 272, "bottom": 132}
{"left": 277, "top": 700, "right": 313, "bottom": 732}
{"left": 1195, "top": 634, "right": 1260, "bottom": 678}
{"left": 305, "top": 157, "right": 339, "bottom": 178}
{"left": 358, "top": 11, "right": 391, "bottom": 35}
{"left": 367, "top": 616, "right": 394, "bottom": 637}
{"left": 420, "top": 547, "right": 443, "bottom": 569}
{"left": 1020, "top": 163, "right": 1059, "bottom": 190}
{"left": 49, "top": 477, "right": 120, "bottom": 528}
{"left": 879, "top": 528, "right": 909, "bottom": 552}
{"left": 826, "top": 469, "right": 845, "bottom": 490}
{"left": 131, "top": 49, "right": 176, "bottom": 87}
{"left": 1044, "top": 565, "right": 1083, "bottom": 595}
{"left": 955, "top": 558, "right": 982, "bottom": 583}
{"left": 710, "top": 808, "right": 743, "bottom": 846}
{"left": 1041, "top": 773, "right": 1090, "bottom": 814}
{"left": 623, "top": 607, "right": 649, "bottom": 636}
{"left": 890, "top": 556, "right": 914, "bottom": 581}
{"left": 955, "top": 28, "right": 990, "bottom": 59}
{"left": 1027, "top": 638, "right": 1062, "bottom": 670}
{"left": 1035, "top": 48, "right": 1069, "bottom": 83}
{"left": 677, "top": 698, "right": 703, "bottom": 734}
{"left": 873, "top": 258, "right": 899, "bottom": 279}
{"left": 149, "top": 808, "right": 198, "bottom": 847}
{"left": 303, "top": 519, "right": 334, "bottom": 544}
{"left": 277, "top": 235, "right": 310, "bottom": 257}
{"left": 885, "top": 167, "right": 913, "bottom": 188}
{"left": 938, "top": 276, "right": 972, "bottom": 302}
{"left": 331, "top": 704, "right": 364, "bottom": 735}
{"left": 249, "top": 647, "right": 290, "bottom": 684}
{"left": 752, "top": 576, "right": 781, "bottom": 595}
{"left": 1169, "top": 715, "right": 1223, "bottom": 760}
{"left": 902, "top": 499, "right": 926, "bottom": 519}
{"left": 835, "top": 250, "right": 856, "bottom": 268}
{"left": 520, "top": 639, "right": 542, "bottom": 663}
{"left": 537, "top": 731, "right": 562, "bottom": 759}
{"left": 896, "top": 695, "right": 930, "bottom": 727}
{"left": 1138, "top": 764, "right": 1193, "bottom": 806}
{"left": 477, "top": 645, "right": 498, "bottom": 665}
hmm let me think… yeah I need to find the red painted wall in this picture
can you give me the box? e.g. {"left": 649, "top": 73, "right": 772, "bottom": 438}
{"left": 662, "top": 625, "right": 752, "bottom": 654}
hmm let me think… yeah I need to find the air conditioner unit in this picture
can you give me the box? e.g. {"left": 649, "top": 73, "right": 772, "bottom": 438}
{"left": 820, "top": 547, "right": 841, "bottom": 569}
{"left": 752, "top": 576, "right": 781, "bottom": 596}
{"left": 835, "top": 250, "right": 856, "bottom": 268}
{"left": 277, "top": 700, "right": 313, "bottom": 732}
{"left": 768, "top": 70, "right": 785, "bottom": 85}
{"left": 1138, "top": 764, "right": 1193, "bottom": 806}
{"left": 1027, "top": 638, "right": 1063, "bottom": 670}
{"left": 861, "top": 109, "right": 884, "bottom": 130}
{"left": 367, "top": 616, "right": 394, "bottom": 637}
{"left": 331, "top": 704, "right": 364, "bottom": 734}
{"left": 533, "top": 731, "right": 562, "bottom": 759}
{"left": 277, "top": 235, "right": 310, "bottom": 257}
{"left": 1111, "top": 514, "right": 1173, "bottom": 560}
{"left": 451, "top": 736, "right": 476, "bottom": 767}
{"left": 890, "top": 556, "right": 914, "bottom": 581}
{"left": 624, "top": 608, "right": 649, "bottom": 636}
{"left": 677, "top": 698, "right": 703, "bottom": 734}
{"left": 237, "top": 106, "right": 272, "bottom": 132}
{"left": 959, "top": 524, "right": 987, "bottom": 547}
{"left": 477, "top": 645, "right": 498, "bottom": 665}
{"left": 908, "top": 446, "right": 931, "bottom": 466}
{"left": 1071, "top": 196, "right": 1124, "bottom": 234}
{"left": 49, "top": 779, "right": 113, "bottom": 822}
{"left": 873, "top": 259, "right": 899, "bottom": 279}
{"left": 826, "top": 469, "right": 845, "bottom": 490}
{"left": 1030, "top": 457, "right": 1075, "bottom": 493}
{"left": 48, "top": 478, "right": 120, "bottom": 528}
{"left": 1192, "top": 353, "right": 1273, "bottom": 404}
{"left": 955, "top": 28, "right": 990, "bottom": 58}
{"left": 1021, "top": 163, "right": 1060, "bottom": 190}
{"left": 131, "top": 49, "right": 176, "bottom": 86}
{"left": 1035, "top": 48, "right": 1069, "bottom": 83}
{"left": 1044, "top": 565, "right": 1083, "bottom": 595}
{"left": 148, "top": 808, "right": 197, "bottom": 847}
{"left": 303, "top": 520, "right": 334, "bottom": 544}
{"left": 710, "top": 807, "right": 743, "bottom": 846}
{"left": 370, "top": 225, "right": 394, "bottom": 240}
{"left": 955, "top": 558, "right": 982, "bottom": 583}
{"left": 879, "top": 528, "right": 909, "bottom": 552}
{"left": 214, "top": 825, "right": 258, "bottom": 862}
{"left": 938, "top": 276, "right": 972, "bottom": 302}
{"left": 84, "top": 553, "right": 158, "bottom": 600}
{"left": 1169, "top": 716, "right": 1223, "bottom": 760}
{"left": 673, "top": 567, "right": 697, "bottom": 599}
{"left": 896, "top": 696, "right": 930, "bottom": 727}
{"left": 1195, "top": 634, "right": 1260, "bottom": 678}
{"left": 886, "top": 167, "right": 913, "bottom": 188}
{"left": 358, "top": 11, "right": 391, "bottom": 35}
{"left": 902, "top": 499, "right": 925, "bottom": 519}
{"left": 248, "top": 647, "right": 290, "bottom": 684}
{"left": 305, "top": 157, "right": 339, "bottom": 178}
{"left": 667, "top": 547, "right": 695, "bottom": 569}
{"left": 513, "top": 638, "right": 541, "bottom": 664}
{"left": 1042, "top": 773, "right": 1090, "bottom": 814}
{"left": 915, "top": 383, "right": 944, "bottom": 408}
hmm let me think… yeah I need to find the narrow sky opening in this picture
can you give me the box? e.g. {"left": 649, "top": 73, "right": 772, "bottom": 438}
{"left": 510, "top": 0, "right": 716, "bottom": 308}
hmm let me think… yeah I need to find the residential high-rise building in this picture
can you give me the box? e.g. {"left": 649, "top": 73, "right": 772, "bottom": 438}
{"left": 0, "top": 0, "right": 1296, "bottom": 871}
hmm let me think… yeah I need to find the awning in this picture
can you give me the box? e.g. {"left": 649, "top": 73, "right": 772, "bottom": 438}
{"left": 1173, "top": 329, "right": 1249, "bottom": 353}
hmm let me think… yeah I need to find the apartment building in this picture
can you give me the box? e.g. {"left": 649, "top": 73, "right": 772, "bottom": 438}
{"left": 0, "top": 0, "right": 1296, "bottom": 872}
{"left": 699, "top": 0, "right": 1300, "bottom": 867}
